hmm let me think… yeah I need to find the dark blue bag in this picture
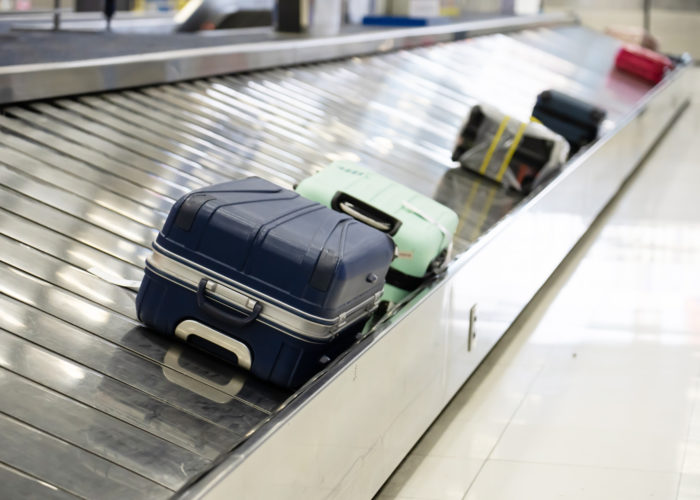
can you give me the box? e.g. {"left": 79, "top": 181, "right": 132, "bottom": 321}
{"left": 533, "top": 90, "right": 606, "bottom": 156}
{"left": 136, "top": 177, "right": 395, "bottom": 388}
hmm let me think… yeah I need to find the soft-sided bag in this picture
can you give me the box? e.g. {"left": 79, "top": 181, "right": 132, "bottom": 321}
{"left": 452, "top": 104, "right": 569, "bottom": 192}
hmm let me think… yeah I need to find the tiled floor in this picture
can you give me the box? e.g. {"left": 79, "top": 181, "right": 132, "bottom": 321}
{"left": 376, "top": 72, "right": 700, "bottom": 499}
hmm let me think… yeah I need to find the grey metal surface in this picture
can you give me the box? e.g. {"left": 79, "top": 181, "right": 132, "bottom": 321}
{"left": 0, "top": 18, "right": 686, "bottom": 499}
{"left": 0, "top": 13, "right": 574, "bottom": 105}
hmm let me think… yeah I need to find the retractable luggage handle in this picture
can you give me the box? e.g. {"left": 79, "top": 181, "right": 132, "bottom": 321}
{"left": 197, "top": 278, "right": 262, "bottom": 328}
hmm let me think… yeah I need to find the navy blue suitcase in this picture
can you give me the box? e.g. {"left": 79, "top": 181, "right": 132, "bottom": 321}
{"left": 136, "top": 177, "right": 395, "bottom": 388}
{"left": 532, "top": 90, "right": 606, "bottom": 156}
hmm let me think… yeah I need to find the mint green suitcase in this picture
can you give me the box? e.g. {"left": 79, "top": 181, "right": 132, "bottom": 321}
{"left": 296, "top": 161, "right": 459, "bottom": 303}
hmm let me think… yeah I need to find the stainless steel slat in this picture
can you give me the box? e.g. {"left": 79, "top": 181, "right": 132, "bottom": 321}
{"left": 90, "top": 93, "right": 302, "bottom": 185}
{"left": 2, "top": 110, "right": 209, "bottom": 191}
{"left": 46, "top": 100, "right": 245, "bottom": 184}
{"left": 0, "top": 145, "right": 167, "bottom": 228}
{"left": 0, "top": 368, "right": 210, "bottom": 490}
{"left": 237, "top": 66, "right": 456, "bottom": 145}
{"left": 169, "top": 81, "right": 437, "bottom": 195}
{"left": 70, "top": 96, "right": 285, "bottom": 183}
{"left": 27, "top": 101, "right": 228, "bottom": 187}
{"left": 0, "top": 266, "right": 276, "bottom": 417}
{"left": 218, "top": 72, "right": 454, "bottom": 180}
{"left": 0, "top": 209, "right": 143, "bottom": 283}
{"left": 222, "top": 67, "right": 460, "bottom": 180}
{"left": 162, "top": 83, "right": 329, "bottom": 178}
{"left": 137, "top": 85, "right": 317, "bottom": 178}
{"left": 0, "top": 412, "right": 171, "bottom": 500}
{"left": 253, "top": 66, "right": 465, "bottom": 150}
{"left": 0, "top": 188, "right": 149, "bottom": 268}
{"left": 431, "top": 168, "right": 521, "bottom": 251}
{"left": 0, "top": 129, "right": 174, "bottom": 213}
{"left": 0, "top": 113, "right": 192, "bottom": 200}
{"left": 260, "top": 67, "right": 465, "bottom": 170}
{"left": 0, "top": 235, "right": 136, "bottom": 319}
{"left": 0, "top": 292, "right": 269, "bottom": 434}
{"left": 0, "top": 165, "right": 158, "bottom": 246}
{"left": 0, "top": 462, "right": 78, "bottom": 500}
{"left": 223, "top": 71, "right": 455, "bottom": 186}
{"left": 0, "top": 329, "right": 235, "bottom": 460}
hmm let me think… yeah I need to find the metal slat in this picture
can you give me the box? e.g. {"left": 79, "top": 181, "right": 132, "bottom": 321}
{"left": 0, "top": 165, "right": 158, "bottom": 246}
{"left": 62, "top": 98, "right": 277, "bottom": 183}
{"left": 0, "top": 329, "right": 235, "bottom": 460}
{"left": 0, "top": 111, "right": 206, "bottom": 193}
{"left": 161, "top": 84, "right": 329, "bottom": 179}
{"left": 0, "top": 413, "right": 171, "bottom": 499}
{"left": 0, "top": 462, "right": 78, "bottom": 500}
{"left": 17, "top": 103, "right": 204, "bottom": 180}
{"left": 0, "top": 146, "right": 167, "bottom": 228}
{"left": 0, "top": 209, "right": 143, "bottom": 283}
{"left": 230, "top": 72, "right": 457, "bottom": 184}
{"left": 136, "top": 85, "right": 317, "bottom": 176}
{"left": 0, "top": 188, "right": 148, "bottom": 269}
{"left": 0, "top": 368, "right": 210, "bottom": 490}
{"left": 217, "top": 73, "right": 454, "bottom": 184}
{"left": 170, "top": 80, "right": 437, "bottom": 195}
{"left": 0, "top": 114, "right": 192, "bottom": 200}
{"left": 0, "top": 235, "right": 136, "bottom": 318}
{"left": 0, "top": 131, "right": 174, "bottom": 212}
{"left": 44, "top": 100, "right": 247, "bottom": 184}
{"left": 87, "top": 94, "right": 302, "bottom": 185}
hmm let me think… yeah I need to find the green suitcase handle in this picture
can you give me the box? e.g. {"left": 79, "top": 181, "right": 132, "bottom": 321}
{"left": 331, "top": 191, "right": 402, "bottom": 236}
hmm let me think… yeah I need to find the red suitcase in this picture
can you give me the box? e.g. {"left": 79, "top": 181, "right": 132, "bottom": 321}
{"left": 615, "top": 44, "right": 673, "bottom": 84}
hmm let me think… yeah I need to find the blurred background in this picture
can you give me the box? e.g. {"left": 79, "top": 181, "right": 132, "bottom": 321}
{"left": 1, "top": 0, "right": 697, "bottom": 57}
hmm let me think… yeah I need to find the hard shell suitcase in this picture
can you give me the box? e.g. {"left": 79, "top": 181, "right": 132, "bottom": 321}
{"left": 532, "top": 89, "right": 606, "bottom": 156}
{"left": 136, "top": 177, "right": 395, "bottom": 388}
{"left": 295, "top": 161, "right": 458, "bottom": 303}
{"left": 615, "top": 44, "right": 673, "bottom": 84}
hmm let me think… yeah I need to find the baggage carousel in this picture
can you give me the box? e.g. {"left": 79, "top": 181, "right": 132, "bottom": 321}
{"left": 0, "top": 13, "right": 692, "bottom": 499}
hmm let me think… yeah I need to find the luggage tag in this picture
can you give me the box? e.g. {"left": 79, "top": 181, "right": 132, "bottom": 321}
{"left": 88, "top": 266, "right": 141, "bottom": 291}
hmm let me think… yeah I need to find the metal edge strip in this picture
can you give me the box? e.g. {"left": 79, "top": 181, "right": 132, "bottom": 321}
{"left": 147, "top": 246, "right": 380, "bottom": 339}
{"left": 0, "top": 13, "right": 577, "bottom": 105}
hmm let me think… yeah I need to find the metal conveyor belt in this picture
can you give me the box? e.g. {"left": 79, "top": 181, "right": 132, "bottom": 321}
{"left": 0, "top": 23, "right": 658, "bottom": 498}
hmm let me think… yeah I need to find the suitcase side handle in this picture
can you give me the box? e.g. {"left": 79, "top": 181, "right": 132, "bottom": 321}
{"left": 331, "top": 191, "right": 402, "bottom": 236}
{"left": 197, "top": 278, "right": 262, "bottom": 329}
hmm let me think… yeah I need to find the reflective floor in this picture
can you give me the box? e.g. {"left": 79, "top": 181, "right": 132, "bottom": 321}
{"left": 376, "top": 69, "right": 700, "bottom": 500}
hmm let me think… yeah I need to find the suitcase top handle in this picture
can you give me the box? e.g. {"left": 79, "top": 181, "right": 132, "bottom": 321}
{"left": 331, "top": 191, "right": 403, "bottom": 236}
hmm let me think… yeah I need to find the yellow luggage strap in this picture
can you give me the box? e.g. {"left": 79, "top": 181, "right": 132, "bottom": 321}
{"left": 495, "top": 121, "right": 528, "bottom": 182}
{"left": 478, "top": 115, "right": 510, "bottom": 175}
